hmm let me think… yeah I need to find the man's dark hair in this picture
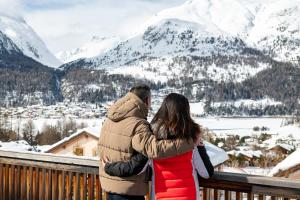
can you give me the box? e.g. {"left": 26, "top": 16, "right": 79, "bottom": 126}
{"left": 130, "top": 84, "right": 151, "bottom": 103}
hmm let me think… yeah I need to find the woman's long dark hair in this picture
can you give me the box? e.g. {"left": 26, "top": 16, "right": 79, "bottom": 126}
{"left": 151, "top": 93, "right": 201, "bottom": 142}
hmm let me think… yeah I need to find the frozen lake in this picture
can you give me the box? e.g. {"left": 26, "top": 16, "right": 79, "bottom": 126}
{"left": 195, "top": 117, "right": 293, "bottom": 138}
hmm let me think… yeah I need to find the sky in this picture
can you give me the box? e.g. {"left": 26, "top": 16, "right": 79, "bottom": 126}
{"left": 0, "top": 0, "right": 187, "bottom": 54}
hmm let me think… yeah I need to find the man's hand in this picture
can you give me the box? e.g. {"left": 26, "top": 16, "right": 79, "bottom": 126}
{"left": 101, "top": 156, "right": 110, "bottom": 168}
{"left": 195, "top": 136, "right": 205, "bottom": 147}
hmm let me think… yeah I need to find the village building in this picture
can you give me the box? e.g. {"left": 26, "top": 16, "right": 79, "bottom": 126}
{"left": 270, "top": 148, "right": 300, "bottom": 180}
{"left": 266, "top": 143, "right": 295, "bottom": 163}
{"left": 46, "top": 126, "right": 101, "bottom": 157}
{"left": 227, "top": 150, "right": 263, "bottom": 167}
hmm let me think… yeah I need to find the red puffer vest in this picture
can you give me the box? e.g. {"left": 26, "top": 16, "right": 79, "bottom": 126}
{"left": 153, "top": 151, "right": 197, "bottom": 200}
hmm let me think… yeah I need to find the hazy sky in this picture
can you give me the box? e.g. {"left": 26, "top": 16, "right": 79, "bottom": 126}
{"left": 1, "top": 0, "right": 186, "bottom": 54}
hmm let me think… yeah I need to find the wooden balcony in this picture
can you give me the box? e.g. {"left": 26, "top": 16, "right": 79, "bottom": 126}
{"left": 0, "top": 149, "right": 300, "bottom": 200}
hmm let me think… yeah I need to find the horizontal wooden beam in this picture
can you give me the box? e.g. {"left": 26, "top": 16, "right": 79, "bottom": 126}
{"left": 211, "top": 172, "right": 300, "bottom": 190}
{"left": 0, "top": 150, "right": 99, "bottom": 167}
{"left": 0, "top": 157, "right": 99, "bottom": 174}
{"left": 252, "top": 185, "right": 300, "bottom": 198}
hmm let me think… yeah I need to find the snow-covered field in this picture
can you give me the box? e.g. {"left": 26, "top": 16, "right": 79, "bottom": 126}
{"left": 195, "top": 117, "right": 298, "bottom": 138}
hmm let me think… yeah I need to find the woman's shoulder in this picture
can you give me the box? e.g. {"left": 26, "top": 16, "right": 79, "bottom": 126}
{"left": 150, "top": 121, "right": 165, "bottom": 139}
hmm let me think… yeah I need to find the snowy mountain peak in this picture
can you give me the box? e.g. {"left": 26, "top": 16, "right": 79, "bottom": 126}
{"left": 56, "top": 36, "right": 120, "bottom": 63}
{"left": 246, "top": 0, "right": 300, "bottom": 63}
{"left": 62, "top": 0, "right": 300, "bottom": 77}
{"left": 0, "top": 14, "right": 62, "bottom": 68}
{"left": 140, "top": 0, "right": 255, "bottom": 37}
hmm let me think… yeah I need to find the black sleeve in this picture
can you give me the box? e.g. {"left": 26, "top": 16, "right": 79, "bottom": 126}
{"left": 197, "top": 146, "right": 214, "bottom": 177}
{"left": 104, "top": 153, "right": 148, "bottom": 177}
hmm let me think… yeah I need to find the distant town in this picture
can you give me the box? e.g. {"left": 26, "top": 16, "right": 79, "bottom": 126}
{"left": 1, "top": 101, "right": 300, "bottom": 180}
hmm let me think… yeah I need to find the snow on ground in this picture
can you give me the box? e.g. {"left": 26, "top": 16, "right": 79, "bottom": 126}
{"left": 0, "top": 140, "right": 49, "bottom": 152}
{"left": 194, "top": 117, "right": 290, "bottom": 138}
{"left": 222, "top": 166, "right": 247, "bottom": 174}
{"left": 56, "top": 36, "right": 120, "bottom": 63}
{"left": 109, "top": 65, "right": 169, "bottom": 83}
{"left": 276, "top": 125, "right": 300, "bottom": 140}
{"left": 269, "top": 148, "right": 300, "bottom": 176}
{"left": 108, "top": 57, "right": 270, "bottom": 84}
{"left": 243, "top": 167, "right": 273, "bottom": 176}
{"left": 190, "top": 102, "right": 205, "bottom": 116}
{"left": 261, "top": 125, "right": 300, "bottom": 148}
{"left": 0, "top": 140, "right": 32, "bottom": 152}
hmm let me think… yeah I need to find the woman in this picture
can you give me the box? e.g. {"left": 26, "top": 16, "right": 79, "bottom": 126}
{"left": 103, "top": 93, "right": 214, "bottom": 200}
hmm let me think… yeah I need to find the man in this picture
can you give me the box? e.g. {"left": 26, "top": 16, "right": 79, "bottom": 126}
{"left": 98, "top": 85, "right": 194, "bottom": 200}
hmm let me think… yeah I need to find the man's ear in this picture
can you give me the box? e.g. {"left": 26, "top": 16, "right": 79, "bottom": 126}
{"left": 145, "top": 97, "right": 151, "bottom": 107}
{"left": 144, "top": 99, "right": 149, "bottom": 106}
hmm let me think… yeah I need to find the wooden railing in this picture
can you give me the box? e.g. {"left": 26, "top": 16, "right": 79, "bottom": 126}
{"left": 0, "top": 150, "right": 300, "bottom": 200}
{"left": 0, "top": 150, "right": 101, "bottom": 200}
{"left": 198, "top": 172, "right": 300, "bottom": 200}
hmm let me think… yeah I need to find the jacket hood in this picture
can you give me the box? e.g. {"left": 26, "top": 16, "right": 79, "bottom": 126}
{"left": 107, "top": 92, "right": 148, "bottom": 122}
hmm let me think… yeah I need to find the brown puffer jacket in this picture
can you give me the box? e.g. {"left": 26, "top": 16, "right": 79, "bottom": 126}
{"left": 98, "top": 92, "right": 194, "bottom": 196}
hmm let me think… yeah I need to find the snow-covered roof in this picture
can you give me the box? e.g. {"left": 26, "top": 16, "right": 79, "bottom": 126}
{"left": 45, "top": 125, "right": 102, "bottom": 152}
{"left": 204, "top": 141, "right": 229, "bottom": 166}
{"left": 267, "top": 143, "right": 294, "bottom": 151}
{"left": 227, "top": 150, "right": 262, "bottom": 158}
{"left": 269, "top": 148, "right": 300, "bottom": 176}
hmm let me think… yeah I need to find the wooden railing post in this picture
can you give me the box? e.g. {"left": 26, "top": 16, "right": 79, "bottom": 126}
{"left": 214, "top": 189, "right": 218, "bottom": 200}
{"left": 225, "top": 190, "right": 230, "bottom": 200}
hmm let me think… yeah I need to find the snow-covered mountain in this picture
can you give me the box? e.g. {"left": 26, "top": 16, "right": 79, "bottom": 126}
{"left": 85, "top": 19, "right": 247, "bottom": 67}
{"left": 246, "top": 0, "right": 300, "bottom": 63}
{"left": 0, "top": 30, "right": 20, "bottom": 54}
{"left": 0, "top": 15, "right": 62, "bottom": 67}
{"left": 56, "top": 36, "right": 120, "bottom": 63}
{"left": 1, "top": 0, "right": 299, "bottom": 112}
{"left": 0, "top": 29, "right": 61, "bottom": 107}
{"left": 61, "top": 18, "right": 272, "bottom": 83}
{"left": 62, "top": 0, "right": 300, "bottom": 74}
{"left": 139, "top": 0, "right": 255, "bottom": 37}
{"left": 141, "top": 0, "right": 300, "bottom": 63}
{"left": 57, "top": 0, "right": 300, "bottom": 115}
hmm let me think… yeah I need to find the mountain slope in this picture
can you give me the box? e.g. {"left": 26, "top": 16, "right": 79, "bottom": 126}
{"left": 61, "top": 0, "right": 300, "bottom": 73}
{"left": 0, "top": 15, "right": 62, "bottom": 67}
{"left": 0, "top": 30, "right": 20, "bottom": 55}
{"left": 246, "top": 0, "right": 300, "bottom": 63}
{"left": 141, "top": 0, "right": 300, "bottom": 63}
{"left": 61, "top": 19, "right": 272, "bottom": 83}
{"left": 0, "top": 30, "right": 61, "bottom": 106}
{"left": 56, "top": 36, "right": 120, "bottom": 63}
{"left": 140, "top": 0, "right": 255, "bottom": 37}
